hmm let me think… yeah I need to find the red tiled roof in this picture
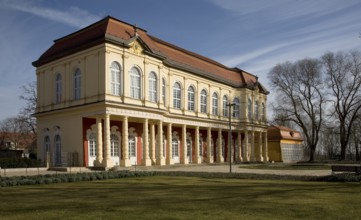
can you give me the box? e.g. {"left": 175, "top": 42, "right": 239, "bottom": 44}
{"left": 268, "top": 125, "right": 303, "bottom": 141}
{"left": 33, "top": 16, "right": 268, "bottom": 92}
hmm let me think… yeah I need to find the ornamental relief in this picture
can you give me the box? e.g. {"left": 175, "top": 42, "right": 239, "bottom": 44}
{"left": 131, "top": 41, "right": 142, "bottom": 55}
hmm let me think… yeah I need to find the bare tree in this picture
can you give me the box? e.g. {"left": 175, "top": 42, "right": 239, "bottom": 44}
{"left": 0, "top": 117, "right": 32, "bottom": 150}
{"left": 322, "top": 51, "right": 361, "bottom": 160}
{"left": 18, "top": 81, "right": 37, "bottom": 135}
{"left": 268, "top": 58, "right": 325, "bottom": 161}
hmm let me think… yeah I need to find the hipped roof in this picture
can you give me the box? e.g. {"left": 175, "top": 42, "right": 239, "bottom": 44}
{"left": 268, "top": 125, "right": 303, "bottom": 141}
{"left": 33, "top": 16, "right": 268, "bottom": 93}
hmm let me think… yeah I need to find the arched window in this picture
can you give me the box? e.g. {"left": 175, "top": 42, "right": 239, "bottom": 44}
{"left": 255, "top": 101, "right": 259, "bottom": 120}
{"left": 128, "top": 136, "right": 136, "bottom": 157}
{"left": 187, "top": 86, "right": 195, "bottom": 111}
{"left": 110, "top": 62, "right": 121, "bottom": 96}
{"left": 200, "top": 89, "right": 207, "bottom": 113}
{"left": 55, "top": 74, "right": 62, "bottom": 104}
{"left": 173, "top": 82, "right": 181, "bottom": 109}
{"left": 212, "top": 92, "right": 218, "bottom": 115}
{"left": 162, "top": 78, "right": 166, "bottom": 104}
{"left": 149, "top": 72, "right": 157, "bottom": 102}
{"left": 88, "top": 133, "right": 96, "bottom": 157}
{"left": 248, "top": 98, "right": 253, "bottom": 120}
{"left": 110, "top": 134, "right": 119, "bottom": 157}
{"left": 233, "top": 98, "right": 240, "bottom": 118}
{"left": 74, "top": 68, "right": 81, "bottom": 100}
{"left": 130, "top": 67, "right": 141, "bottom": 99}
{"left": 223, "top": 95, "right": 228, "bottom": 117}
{"left": 261, "top": 103, "right": 266, "bottom": 122}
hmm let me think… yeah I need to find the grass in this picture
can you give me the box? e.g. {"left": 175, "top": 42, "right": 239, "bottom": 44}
{"left": 0, "top": 176, "right": 360, "bottom": 220}
{"left": 240, "top": 163, "right": 331, "bottom": 170}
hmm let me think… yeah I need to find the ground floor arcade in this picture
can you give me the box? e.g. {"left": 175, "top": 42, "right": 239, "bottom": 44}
{"left": 81, "top": 115, "right": 268, "bottom": 168}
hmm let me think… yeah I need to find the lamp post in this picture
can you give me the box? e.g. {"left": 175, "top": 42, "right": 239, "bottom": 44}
{"left": 227, "top": 103, "right": 235, "bottom": 173}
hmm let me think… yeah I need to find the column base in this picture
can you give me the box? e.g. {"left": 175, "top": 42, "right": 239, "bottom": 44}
{"left": 120, "top": 159, "right": 131, "bottom": 167}
{"left": 94, "top": 159, "right": 103, "bottom": 167}
{"left": 181, "top": 158, "right": 189, "bottom": 165}
{"left": 102, "top": 158, "right": 114, "bottom": 168}
{"left": 194, "top": 156, "right": 202, "bottom": 164}
{"left": 206, "top": 157, "right": 213, "bottom": 163}
{"left": 166, "top": 158, "right": 174, "bottom": 165}
{"left": 257, "top": 156, "right": 264, "bottom": 162}
{"left": 217, "top": 156, "right": 224, "bottom": 163}
{"left": 156, "top": 158, "right": 166, "bottom": 166}
{"left": 142, "top": 158, "right": 152, "bottom": 166}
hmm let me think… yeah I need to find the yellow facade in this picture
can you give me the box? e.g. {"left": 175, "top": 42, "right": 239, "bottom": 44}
{"left": 33, "top": 16, "right": 269, "bottom": 168}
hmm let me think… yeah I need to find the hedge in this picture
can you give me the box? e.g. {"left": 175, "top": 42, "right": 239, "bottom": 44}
{"left": 0, "top": 170, "right": 359, "bottom": 187}
{"left": 0, "top": 157, "right": 41, "bottom": 168}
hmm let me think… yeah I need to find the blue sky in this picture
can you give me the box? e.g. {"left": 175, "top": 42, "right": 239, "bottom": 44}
{"left": 0, "top": 0, "right": 360, "bottom": 120}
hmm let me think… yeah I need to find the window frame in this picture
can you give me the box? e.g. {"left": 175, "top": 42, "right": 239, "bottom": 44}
{"left": 130, "top": 66, "right": 142, "bottom": 99}
{"left": 110, "top": 62, "right": 121, "bottom": 96}
{"left": 212, "top": 92, "right": 218, "bottom": 115}
{"left": 187, "top": 86, "right": 195, "bottom": 111}
{"left": 200, "top": 89, "right": 207, "bottom": 113}
{"left": 173, "top": 82, "right": 182, "bottom": 109}
{"left": 74, "top": 68, "right": 81, "bottom": 100}
{"left": 148, "top": 71, "right": 158, "bottom": 102}
{"left": 55, "top": 73, "right": 62, "bottom": 104}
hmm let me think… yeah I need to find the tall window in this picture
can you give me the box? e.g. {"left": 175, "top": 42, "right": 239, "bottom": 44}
{"left": 128, "top": 136, "right": 136, "bottom": 157}
{"left": 130, "top": 67, "right": 141, "bottom": 99}
{"left": 110, "top": 134, "right": 119, "bottom": 157}
{"left": 74, "top": 68, "right": 81, "bottom": 100}
{"left": 110, "top": 62, "right": 121, "bottom": 96}
{"left": 248, "top": 98, "right": 253, "bottom": 120}
{"left": 186, "top": 139, "right": 192, "bottom": 157}
{"left": 54, "top": 134, "right": 62, "bottom": 165}
{"left": 187, "top": 86, "right": 195, "bottom": 111}
{"left": 262, "top": 103, "right": 266, "bottom": 122}
{"left": 44, "top": 136, "right": 50, "bottom": 152}
{"left": 173, "top": 82, "right": 181, "bottom": 109}
{"left": 200, "top": 89, "right": 207, "bottom": 113}
{"left": 88, "top": 133, "right": 96, "bottom": 157}
{"left": 255, "top": 101, "right": 259, "bottom": 120}
{"left": 172, "top": 138, "right": 179, "bottom": 158}
{"left": 223, "top": 95, "right": 228, "bottom": 117}
{"left": 233, "top": 98, "right": 240, "bottom": 118}
{"left": 199, "top": 140, "right": 203, "bottom": 156}
{"left": 55, "top": 74, "right": 62, "bottom": 104}
{"left": 212, "top": 92, "right": 218, "bottom": 115}
{"left": 148, "top": 72, "right": 157, "bottom": 102}
{"left": 162, "top": 78, "right": 166, "bottom": 104}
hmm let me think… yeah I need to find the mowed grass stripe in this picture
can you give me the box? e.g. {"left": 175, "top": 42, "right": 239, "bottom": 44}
{"left": 0, "top": 176, "right": 359, "bottom": 220}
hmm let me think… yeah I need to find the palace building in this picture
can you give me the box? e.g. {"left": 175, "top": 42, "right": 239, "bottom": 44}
{"left": 33, "top": 16, "right": 269, "bottom": 168}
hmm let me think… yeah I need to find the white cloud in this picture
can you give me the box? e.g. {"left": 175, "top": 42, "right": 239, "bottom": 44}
{"left": 0, "top": 0, "right": 100, "bottom": 28}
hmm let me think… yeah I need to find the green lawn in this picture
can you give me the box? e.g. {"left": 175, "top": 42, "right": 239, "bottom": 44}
{"left": 0, "top": 176, "right": 359, "bottom": 220}
{"left": 240, "top": 163, "right": 331, "bottom": 170}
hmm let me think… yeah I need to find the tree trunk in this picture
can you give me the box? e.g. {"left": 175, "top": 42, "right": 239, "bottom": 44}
{"left": 309, "top": 146, "right": 315, "bottom": 162}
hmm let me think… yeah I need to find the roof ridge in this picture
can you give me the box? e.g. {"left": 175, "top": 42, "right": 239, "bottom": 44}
{"left": 149, "top": 35, "right": 232, "bottom": 71}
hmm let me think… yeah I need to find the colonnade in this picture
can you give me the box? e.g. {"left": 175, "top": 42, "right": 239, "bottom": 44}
{"left": 91, "top": 114, "right": 269, "bottom": 168}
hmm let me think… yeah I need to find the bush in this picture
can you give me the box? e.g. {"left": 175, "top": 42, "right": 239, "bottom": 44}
{"left": 0, "top": 157, "right": 41, "bottom": 168}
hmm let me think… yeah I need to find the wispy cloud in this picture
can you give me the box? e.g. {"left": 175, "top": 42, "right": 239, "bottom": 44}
{"left": 0, "top": 0, "right": 100, "bottom": 28}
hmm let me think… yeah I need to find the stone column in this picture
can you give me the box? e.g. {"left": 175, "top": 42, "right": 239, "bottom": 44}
{"left": 167, "top": 123, "right": 174, "bottom": 165}
{"left": 206, "top": 127, "right": 213, "bottom": 163}
{"left": 142, "top": 118, "right": 152, "bottom": 166}
{"left": 237, "top": 131, "right": 243, "bottom": 162}
{"left": 263, "top": 131, "right": 269, "bottom": 162}
{"left": 95, "top": 116, "right": 103, "bottom": 167}
{"left": 103, "top": 114, "right": 113, "bottom": 168}
{"left": 217, "top": 128, "right": 223, "bottom": 162}
{"left": 244, "top": 128, "right": 249, "bottom": 162}
{"left": 156, "top": 120, "right": 165, "bottom": 165}
{"left": 258, "top": 132, "right": 264, "bottom": 162}
{"left": 150, "top": 123, "right": 156, "bottom": 164}
{"left": 121, "top": 116, "right": 131, "bottom": 167}
{"left": 250, "top": 129, "right": 256, "bottom": 162}
{"left": 194, "top": 126, "right": 201, "bottom": 164}
{"left": 181, "top": 124, "right": 188, "bottom": 164}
